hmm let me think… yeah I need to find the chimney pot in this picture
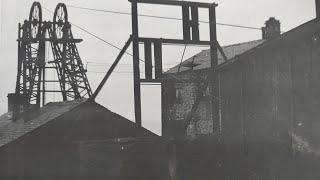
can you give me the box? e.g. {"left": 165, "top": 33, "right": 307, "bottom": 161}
{"left": 7, "top": 93, "right": 29, "bottom": 121}
{"left": 262, "top": 17, "right": 281, "bottom": 40}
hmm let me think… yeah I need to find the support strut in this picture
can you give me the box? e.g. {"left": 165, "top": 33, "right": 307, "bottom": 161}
{"left": 91, "top": 36, "right": 133, "bottom": 100}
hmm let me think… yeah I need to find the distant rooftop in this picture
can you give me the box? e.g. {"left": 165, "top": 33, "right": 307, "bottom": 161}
{"left": 166, "top": 39, "right": 266, "bottom": 74}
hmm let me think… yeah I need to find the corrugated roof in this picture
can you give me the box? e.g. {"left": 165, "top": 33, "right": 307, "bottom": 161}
{"left": 0, "top": 99, "right": 86, "bottom": 147}
{"left": 166, "top": 39, "right": 266, "bottom": 73}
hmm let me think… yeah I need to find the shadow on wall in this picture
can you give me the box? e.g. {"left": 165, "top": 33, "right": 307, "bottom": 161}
{"left": 174, "top": 136, "right": 320, "bottom": 180}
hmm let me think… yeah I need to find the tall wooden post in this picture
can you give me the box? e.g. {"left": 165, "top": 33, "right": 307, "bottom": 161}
{"left": 209, "top": 5, "right": 219, "bottom": 135}
{"left": 131, "top": 0, "right": 142, "bottom": 126}
{"left": 316, "top": 0, "right": 320, "bottom": 18}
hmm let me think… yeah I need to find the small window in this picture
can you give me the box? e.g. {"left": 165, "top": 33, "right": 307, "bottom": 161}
{"left": 175, "top": 88, "right": 183, "bottom": 102}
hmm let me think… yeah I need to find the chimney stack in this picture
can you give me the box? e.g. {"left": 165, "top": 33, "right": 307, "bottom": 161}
{"left": 7, "top": 93, "right": 28, "bottom": 121}
{"left": 262, "top": 17, "right": 281, "bottom": 40}
{"left": 316, "top": 0, "right": 320, "bottom": 18}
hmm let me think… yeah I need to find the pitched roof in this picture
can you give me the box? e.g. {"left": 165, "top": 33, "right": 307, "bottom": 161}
{"left": 0, "top": 99, "right": 156, "bottom": 148}
{"left": 0, "top": 99, "right": 87, "bottom": 147}
{"left": 217, "top": 18, "right": 320, "bottom": 70}
{"left": 166, "top": 39, "right": 266, "bottom": 73}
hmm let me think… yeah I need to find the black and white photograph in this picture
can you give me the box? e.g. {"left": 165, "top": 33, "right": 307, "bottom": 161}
{"left": 0, "top": 0, "right": 318, "bottom": 179}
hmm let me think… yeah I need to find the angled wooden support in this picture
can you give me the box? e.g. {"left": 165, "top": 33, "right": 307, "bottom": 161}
{"left": 90, "top": 36, "right": 133, "bottom": 100}
{"left": 215, "top": 40, "right": 228, "bottom": 62}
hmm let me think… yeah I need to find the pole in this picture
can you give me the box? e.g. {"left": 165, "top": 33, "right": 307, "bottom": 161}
{"left": 131, "top": 0, "right": 142, "bottom": 126}
{"left": 316, "top": 0, "right": 320, "bottom": 18}
{"left": 209, "top": 4, "right": 219, "bottom": 135}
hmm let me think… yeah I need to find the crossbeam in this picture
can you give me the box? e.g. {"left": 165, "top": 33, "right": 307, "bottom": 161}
{"left": 128, "top": 0, "right": 217, "bottom": 8}
{"left": 18, "top": 38, "right": 83, "bottom": 43}
{"left": 129, "top": 0, "right": 222, "bottom": 130}
{"left": 139, "top": 37, "right": 210, "bottom": 45}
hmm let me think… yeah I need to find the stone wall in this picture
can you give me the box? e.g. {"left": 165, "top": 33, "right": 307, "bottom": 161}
{"left": 162, "top": 70, "right": 214, "bottom": 139}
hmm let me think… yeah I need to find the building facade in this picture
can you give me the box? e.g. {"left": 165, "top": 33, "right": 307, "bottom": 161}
{"left": 0, "top": 100, "right": 176, "bottom": 180}
{"left": 163, "top": 18, "right": 280, "bottom": 139}
{"left": 163, "top": 16, "right": 320, "bottom": 180}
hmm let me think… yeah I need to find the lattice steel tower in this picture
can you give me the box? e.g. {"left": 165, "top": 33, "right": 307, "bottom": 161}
{"left": 15, "top": 2, "right": 92, "bottom": 109}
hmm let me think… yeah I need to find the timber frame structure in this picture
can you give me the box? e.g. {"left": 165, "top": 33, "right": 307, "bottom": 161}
{"left": 129, "top": 0, "right": 220, "bottom": 128}
{"left": 90, "top": 0, "right": 226, "bottom": 132}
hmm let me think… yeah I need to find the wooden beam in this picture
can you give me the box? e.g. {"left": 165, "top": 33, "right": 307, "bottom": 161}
{"left": 131, "top": 1, "right": 142, "bottom": 126}
{"left": 128, "top": 0, "right": 216, "bottom": 8}
{"left": 154, "top": 40, "right": 163, "bottom": 79}
{"left": 144, "top": 41, "right": 153, "bottom": 80}
{"left": 316, "top": 0, "right": 320, "bottom": 18}
{"left": 139, "top": 37, "right": 211, "bottom": 46}
{"left": 191, "top": 5, "right": 200, "bottom": 42}
{"left": 182, "top": 5, "right": 191, "bottom": 41}
{"left": 91, "top": 36, "right": 132, "bottom": 100}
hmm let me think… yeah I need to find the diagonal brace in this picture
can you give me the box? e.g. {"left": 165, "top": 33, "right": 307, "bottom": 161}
{"left": 91, "top": 36, "right": 133, "bottom": 100}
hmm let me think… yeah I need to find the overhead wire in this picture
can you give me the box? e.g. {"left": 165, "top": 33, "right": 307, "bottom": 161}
{"left": 85, "top": 61, "right": 178, "bottom": 68}
{"left": 42, "top": 4, "right": 222, "bottom": 104}
{"left": 87, "top": 70, "right": 145, "bottom": 74}
{"left": 177, "top": 44, "right": 187, "bottom": 73}
{"left": 25, "top": 2, "right": 227, "bottom": 119}
{"left": 42, "top": 6, "right": 146, "bottom": 63}
{"left": 67, "top": 4, "right": 263, "bottom": 31}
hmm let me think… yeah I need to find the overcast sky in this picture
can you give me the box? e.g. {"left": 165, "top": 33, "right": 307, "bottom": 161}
{"left": 0, "top": 0, "right": 316, "bottom": 134}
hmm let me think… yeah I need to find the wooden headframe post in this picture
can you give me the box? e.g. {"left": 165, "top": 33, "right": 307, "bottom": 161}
{"left": 129, "top": 0, "right": 220, "bottom": 132}
{"left": 316, "top": 0, "right": 320, "bottom": 18}
{"left": 209, "top": 5, "right": 220, "bottom": 136}
{"left": 131, "top": 1, "right": 142, "bottom": 126}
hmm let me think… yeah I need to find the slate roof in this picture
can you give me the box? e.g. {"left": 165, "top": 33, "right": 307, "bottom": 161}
{"left": 0, "top": 99, "right": 156, "bottom": 148}
{"left": 216, "top": 18, "right": 320, "bottom": 70}
{"left": 166, "top": 39, "right": 266, "bottom": 73}
{"left": 0, "top": 99, "right": 87, "bottom": 148}
{"left": 0, "top": 112, "right": 12, "bottom": 130}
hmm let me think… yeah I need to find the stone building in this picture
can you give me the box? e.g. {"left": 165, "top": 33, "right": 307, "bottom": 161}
{"left": 162, "top": 18, "right": 281, "bottom": 139}
{"left": 163, "top": 15, "right": 320, "bottom": 179}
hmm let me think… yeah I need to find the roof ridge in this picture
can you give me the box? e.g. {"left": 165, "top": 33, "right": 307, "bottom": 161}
{"left": 216, "top": 18, "right": 320, "bottom": 70}
{"left": 220, "top": 39, "right": 264, "bottom": 48}
{"left": 200, "top": 39, "right": 265, "bottom": 53}
{"left": 166, "top": 39, "right": 266, "bottom": 73}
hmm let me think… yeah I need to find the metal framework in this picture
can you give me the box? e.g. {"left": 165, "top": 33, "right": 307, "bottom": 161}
{"left": 129, "top": 0, "right": 220, "bottom": 128}
{"left": 15, "top": 2, "right": 92, "bottom": 109}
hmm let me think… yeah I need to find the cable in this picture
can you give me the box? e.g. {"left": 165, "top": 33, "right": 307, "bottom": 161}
{"left": 177, "top": 44, "right": 187, "bottom": 73}
{"left": 70, "top": 23, "right": 145, "bottom": 63}
{"left": 85, "top": 61, "right": 178, "bottom": 66}
{"left": 67, "top": 4, "right": 263, "bottom": 31}
{"left": 87, "top": 70, "right": 144, "bottom": 74}
{"left": 42, "top": 5, "right": 218, "bottom": 102}
{"left": 42, "top": 6, "right": 145, "bottom": 63}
